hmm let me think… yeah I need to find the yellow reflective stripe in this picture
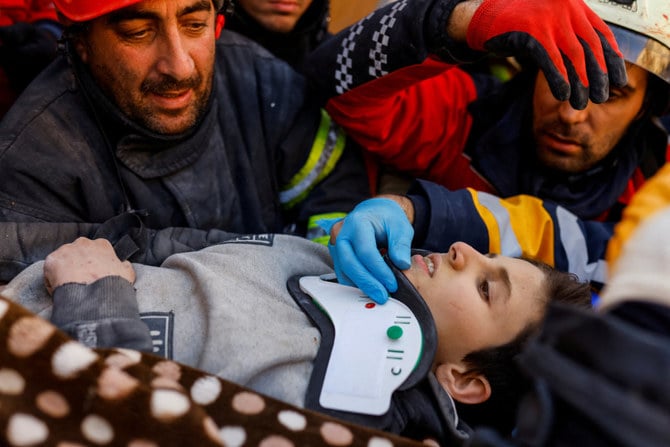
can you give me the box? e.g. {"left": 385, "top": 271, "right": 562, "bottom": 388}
{"left": 280, "top": 110, "right": 346, "bottom": 208}
{"left": 471, "top": 188, "right": 557, "bottom": 265}
{"left": 310, "top": 235, "right": 332, "bottom": 246}
{"left": 468, "top": 189, "right": 502, "bottom": 254}
{"left": 306, "top": 212, "right": 347, "bottom": 245}
{"left": 308, "top": 212, "right": 347, "bottom": 229}
{"left": 498, "top": 194, "right": 555, "bottom": 265}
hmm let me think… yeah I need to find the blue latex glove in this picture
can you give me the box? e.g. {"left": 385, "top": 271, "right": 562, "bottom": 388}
{"left": 318, "top": 198, "right": 413, "bottom": 304}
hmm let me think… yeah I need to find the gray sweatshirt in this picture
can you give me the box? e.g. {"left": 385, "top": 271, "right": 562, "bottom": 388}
{"left": 5, "top": 234, "right": 332, "bottom": 407}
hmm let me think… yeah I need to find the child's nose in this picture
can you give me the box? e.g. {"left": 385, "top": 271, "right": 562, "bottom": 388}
{"left": 447, "top": 242, "right": 467, "bottom": 270}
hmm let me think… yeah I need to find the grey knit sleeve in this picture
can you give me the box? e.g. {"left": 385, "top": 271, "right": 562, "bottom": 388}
{"left": 51, "top": 276, "right": 152, "bottom": 352}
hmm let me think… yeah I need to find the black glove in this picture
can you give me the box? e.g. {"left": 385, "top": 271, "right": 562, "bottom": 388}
{"left": 0, "top": 21, "right": 62, "bottom": 91}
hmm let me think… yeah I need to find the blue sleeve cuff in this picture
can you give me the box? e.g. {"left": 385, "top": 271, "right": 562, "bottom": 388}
{"left": 34, "top": 20, "right": 64, "bottom": 39}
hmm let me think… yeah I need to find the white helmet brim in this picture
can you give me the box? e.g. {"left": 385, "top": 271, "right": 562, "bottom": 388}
{"left": 609, "top": 23, "right": 670, "bottom": 84}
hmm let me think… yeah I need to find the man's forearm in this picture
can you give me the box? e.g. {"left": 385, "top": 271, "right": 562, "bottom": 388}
{"left": 376, "top": 194, "right": 416, "bottom": 224}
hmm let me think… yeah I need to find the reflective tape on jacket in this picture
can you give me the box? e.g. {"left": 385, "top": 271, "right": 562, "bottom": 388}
{"left": 280, "top": 109, "right": 346, "bottom": 208}
{"left": 469, "top": 189, "right": 606, "bottom": 283}
{"left": 306, "top": 212, "right": 348, "bottom": 245}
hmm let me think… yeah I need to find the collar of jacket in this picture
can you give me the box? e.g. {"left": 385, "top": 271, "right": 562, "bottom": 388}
{"left": 389, "top": 373, "right": 472, "bottom": 444}
{"left": 466, "top": 73, "right": 661, "bottom": 220}
{"left": 71, "top": 49, "right": 217, "bottom": 179}
{"left": 224, "top": 0, "right": 330, "bottom": 69}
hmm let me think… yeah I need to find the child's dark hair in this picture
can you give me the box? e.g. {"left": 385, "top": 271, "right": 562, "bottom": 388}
{"left": 454, "top": 259, "right": 592, "bottom": 434}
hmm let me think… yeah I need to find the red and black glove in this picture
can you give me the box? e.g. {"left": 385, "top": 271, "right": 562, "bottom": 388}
{"left": 466, "top": 0, "right": 627, "bottom": 110}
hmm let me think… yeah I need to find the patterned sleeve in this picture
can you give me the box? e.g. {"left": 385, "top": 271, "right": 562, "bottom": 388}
{"left": 305, "top": 0, "right": 478, "bottom": 98}
{"left": 409, "top": 180, "right": 613, "bottom": 287}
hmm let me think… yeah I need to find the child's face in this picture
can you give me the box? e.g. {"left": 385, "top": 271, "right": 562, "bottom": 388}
{"left": 237, "top": 0, "right": 314, "bottom": 33}
{"left": 401, "top": 242, "right": 546, "bottom": 366}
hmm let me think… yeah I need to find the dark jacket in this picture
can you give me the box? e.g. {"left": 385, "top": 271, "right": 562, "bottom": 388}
{"left": 225, "top": 0, "right": 330, "bottom": 71}
{"left": 0, "top": 30, "right": 369, "bottom": 281}
{"left": 0, "top": 0, "right": 61, "bottom": 119}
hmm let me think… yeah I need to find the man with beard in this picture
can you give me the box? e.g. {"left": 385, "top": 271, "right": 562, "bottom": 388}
{"left": 224, "top": 0, "right": 330, "bottom": 71}
{"left": 303, "top": 0, "right": 670, "bottom": 303}
{"left": 0, "top": 0, "right": 370, "bottom": 284}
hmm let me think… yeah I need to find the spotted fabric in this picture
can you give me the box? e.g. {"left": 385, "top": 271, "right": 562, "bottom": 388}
{"left": 0, "top": 295, "right": 426, "bottom": 447}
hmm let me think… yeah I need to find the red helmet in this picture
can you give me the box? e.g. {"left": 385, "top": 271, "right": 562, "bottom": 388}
{"left": 54, "top": 0, "right": 227, "bottom": 22}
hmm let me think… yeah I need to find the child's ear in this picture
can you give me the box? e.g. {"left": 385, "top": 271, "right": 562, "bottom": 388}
{"left": 435, "top": 363, "right": 491, "bottom": 404}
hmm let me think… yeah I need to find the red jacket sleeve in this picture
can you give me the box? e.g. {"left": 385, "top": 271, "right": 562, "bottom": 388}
{"left": 325, "top": 58, "right": 480, "bottom": 188}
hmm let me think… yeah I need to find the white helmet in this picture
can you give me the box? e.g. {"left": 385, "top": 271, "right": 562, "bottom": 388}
{"left": 584, "top": 0, "right": 670, "bottom": 84}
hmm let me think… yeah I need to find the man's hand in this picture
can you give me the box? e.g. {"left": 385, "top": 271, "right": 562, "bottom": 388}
{"left": 458, "top": 0, "right": 627, "bottom": 110}
{"left": 326, "top": 196, "right": 414, "bottom": 304}
{"left": 44, "top": 237, "right": 135, "bottom": 295}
